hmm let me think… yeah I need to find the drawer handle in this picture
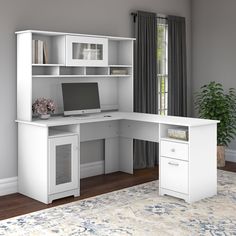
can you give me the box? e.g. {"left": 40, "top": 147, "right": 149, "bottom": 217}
{"left": 170, "top": 148, "right": 175, "bottom": 152}
{"left": 168, "top": 162, "right": 179, "bottom": 166}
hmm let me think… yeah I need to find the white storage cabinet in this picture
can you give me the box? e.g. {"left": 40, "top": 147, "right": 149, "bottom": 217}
{"left": 49, "top": 134, "right": 79, "bottom": 195}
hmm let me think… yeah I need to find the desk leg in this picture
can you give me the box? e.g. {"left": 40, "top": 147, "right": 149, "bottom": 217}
{"left": 105, "top": 137, "right": 120, "bottom": 174}
{"left": 119, "top": 138, "right": 133, "bottom": 174}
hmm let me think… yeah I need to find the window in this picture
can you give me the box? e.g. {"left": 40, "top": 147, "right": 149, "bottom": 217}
{"left": 157, "top": 19, "right": 168, "bottom": 115}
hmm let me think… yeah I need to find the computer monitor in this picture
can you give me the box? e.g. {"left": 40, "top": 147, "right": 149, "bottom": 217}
{"left": 62, "top": 82, "right": 101, "bottom": 116}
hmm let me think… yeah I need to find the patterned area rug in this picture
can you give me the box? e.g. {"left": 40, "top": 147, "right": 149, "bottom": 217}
{"left": 0, "top": 170, "right": 236, "bottom": 236}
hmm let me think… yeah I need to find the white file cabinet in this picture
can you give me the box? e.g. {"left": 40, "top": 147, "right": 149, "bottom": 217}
{"left": 161, "top": 156, "right": 188, "bottom": 194}
{"left": 160, "top": 139, "right": 190, "bottom": 201}
{"left": 48, "top": 134, "right": 79, "bottom": 202}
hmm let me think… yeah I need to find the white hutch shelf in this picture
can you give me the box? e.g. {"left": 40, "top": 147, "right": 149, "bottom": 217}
{"left": 16, "top": 30, "right": 135, "bottom": 121}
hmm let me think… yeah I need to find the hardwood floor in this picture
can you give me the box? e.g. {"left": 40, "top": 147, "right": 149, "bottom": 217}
{"left": 218, "top": 161, "right": 236, "bottom": 172}
{"left": 0, "top": 166, "right": 158, "bottom": 220}
{"left": 0, "top": 161, "right": 235, "bottom": 221}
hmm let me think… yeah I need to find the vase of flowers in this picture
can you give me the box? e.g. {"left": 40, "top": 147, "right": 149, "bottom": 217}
{"left": 32, "top": 98, "right": 56, "bottom": 119}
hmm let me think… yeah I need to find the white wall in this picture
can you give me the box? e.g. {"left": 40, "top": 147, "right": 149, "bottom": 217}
{"left": 0, "top": 0, "right": 191, "bottom": 179}
{"left": 192, "top": 0, "right": 236, "bottom": 151}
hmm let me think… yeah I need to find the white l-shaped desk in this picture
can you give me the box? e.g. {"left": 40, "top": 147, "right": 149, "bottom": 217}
{"left": 16, "top": 112, "right": 219, "bottom": 204}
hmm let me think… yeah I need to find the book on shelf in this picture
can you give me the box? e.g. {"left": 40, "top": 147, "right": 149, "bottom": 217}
{"left": 167, "top": 128, "right": 188, "bottom": 141}
{"left": 32, "top": 40, "right": 35, "bottom": 63}
{"left": 32, "top": 40, "right": 48, "bottom": 64}
{"left": 110, "top": 69, "right": 128, "bottom": 75}
{"left": 43, "top": 43, "right": 48, "bottom": 64}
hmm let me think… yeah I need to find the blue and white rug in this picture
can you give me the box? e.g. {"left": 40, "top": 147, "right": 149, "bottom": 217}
{"left": 0, "top": 170, "right": 236, "bottom": 235}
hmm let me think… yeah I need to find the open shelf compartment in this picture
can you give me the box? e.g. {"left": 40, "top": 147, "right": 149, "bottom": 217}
{"left": 60, "top": 67, "right": 85, "bottom": 76}
{"left": 108, "top": 39, "right": 133, "bottom": 66}
{"left": 32, "top": 65, "right": 60, "bottom": 76}
{"left": 49, "top": 125, "right": 79, "bottom": 138}
{"left": 32, "top": 33, "right": 66, "bottom": 65}
{"left": 160, "top": 124, "right": 189, "bottom": 142}
{"left": 86, "top": 67, "right": 109, "bottom": 76}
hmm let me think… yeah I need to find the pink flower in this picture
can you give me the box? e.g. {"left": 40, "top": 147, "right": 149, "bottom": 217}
{"left": 32, "top": 98, "right": 56, "bottom": 115}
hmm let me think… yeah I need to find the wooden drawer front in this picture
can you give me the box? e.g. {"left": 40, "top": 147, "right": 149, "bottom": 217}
{"left": 161, "top": 140, "right": 188, "bottom": 161}
{"left": 161, "top": 157, "right": 188, "bottom": 194}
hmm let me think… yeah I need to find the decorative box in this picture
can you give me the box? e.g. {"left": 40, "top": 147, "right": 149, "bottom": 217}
{"left": 168, "top": 128, "right": 188, "bottom": 141}
{"left": 110, "top": 69, "right": 128, "bottom": 75}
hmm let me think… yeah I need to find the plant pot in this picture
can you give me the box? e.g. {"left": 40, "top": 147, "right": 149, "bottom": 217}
{"left": 40, "top": 114, "right": 50, "bottom": 120}
{"left": 217, "top": 145, "right": 225, "bottom": 167}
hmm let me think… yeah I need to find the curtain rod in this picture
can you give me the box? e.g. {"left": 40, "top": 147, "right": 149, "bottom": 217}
{"left": 131, "top": 12, "right": 168, "bottom": 22}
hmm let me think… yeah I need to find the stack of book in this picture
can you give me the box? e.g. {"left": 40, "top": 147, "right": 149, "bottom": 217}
{"left": 168, "top": 128, "right": 188, "bottom": 141}
{"left": 32, "top": 40, "right": 48, "bottom": 64}
{"left": 110, "top": 69, "right": 128, "bottom": 75}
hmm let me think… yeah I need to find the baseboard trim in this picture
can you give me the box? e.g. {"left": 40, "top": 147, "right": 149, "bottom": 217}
{"left": 80, "top": 160, "right": 105, "bottom": 179}
{"left": 0, "top": 151, "right": 234, "bottom": 197}
{"left": 0, "top": 177, "right": 18, "bottom": 196}
{"left": 225, "top": 149, "right": 236, "bottom": 162}
{"left": 0, "top": 161, "right": 105, "bottom": 196}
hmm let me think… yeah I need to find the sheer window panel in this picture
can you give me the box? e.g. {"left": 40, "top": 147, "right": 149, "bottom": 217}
{"left": 157, "top": 19, "right": 168, "bottom": 115}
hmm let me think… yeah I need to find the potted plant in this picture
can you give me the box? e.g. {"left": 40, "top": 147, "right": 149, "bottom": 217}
{"left": 194, "top": 81, "right": 236, "bottom": 167}
{"left": 32, "top": 98, "right": 56, "bottom": 119}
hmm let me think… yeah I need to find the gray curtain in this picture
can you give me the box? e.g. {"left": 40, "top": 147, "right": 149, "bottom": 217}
{"left": 168, "top": 15, "right": 187, "bottom": 116}
{"left": 133, "top": 11, "right": 158, "bottom": 169}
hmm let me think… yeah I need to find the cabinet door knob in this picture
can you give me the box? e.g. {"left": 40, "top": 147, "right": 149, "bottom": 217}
{"left": 171, "top": 148, "right": 175, "bottom": 152}
{"left": 168, "top": 162, "right": 179, "bottom": 166}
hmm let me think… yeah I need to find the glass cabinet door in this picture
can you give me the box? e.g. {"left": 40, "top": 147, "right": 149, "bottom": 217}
{"left": 72, "top": 43, "right": 103, "bottom": 61}
{"left": 49, "top": 135, "right": 79, "bottom": 194}
{"left": 66, "top": 35, "right": 108, "bottom": 66}
{"left": 55, "top": 144, "right": 72, "bottom": 185}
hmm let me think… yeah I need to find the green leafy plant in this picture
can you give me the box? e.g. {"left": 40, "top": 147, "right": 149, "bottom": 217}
{"left": 195, "top": 81, "right": 236, "bottom": 146}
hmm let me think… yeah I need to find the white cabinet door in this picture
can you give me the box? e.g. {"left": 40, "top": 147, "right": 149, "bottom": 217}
{"left": 66, "top": 35, "right": 108, "bottom": 66}
{"left": 49, "top": 135, "right": 79, "bottom": 194}
{"left": 160, "top": 157, "right": 188, "bottom": 194}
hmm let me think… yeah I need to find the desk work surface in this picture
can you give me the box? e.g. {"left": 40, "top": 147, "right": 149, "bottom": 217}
{"left": 16, "top": 112, "right": 219, "bottom": 127}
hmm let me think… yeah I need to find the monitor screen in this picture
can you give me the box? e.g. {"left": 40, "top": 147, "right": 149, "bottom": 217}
{"left": 62, "top": 83, "right": 101, "bottom": 116}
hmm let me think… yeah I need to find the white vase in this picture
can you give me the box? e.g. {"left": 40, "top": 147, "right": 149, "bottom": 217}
{"left": 40, "top": 114, "right": 50, "bottom": 120}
